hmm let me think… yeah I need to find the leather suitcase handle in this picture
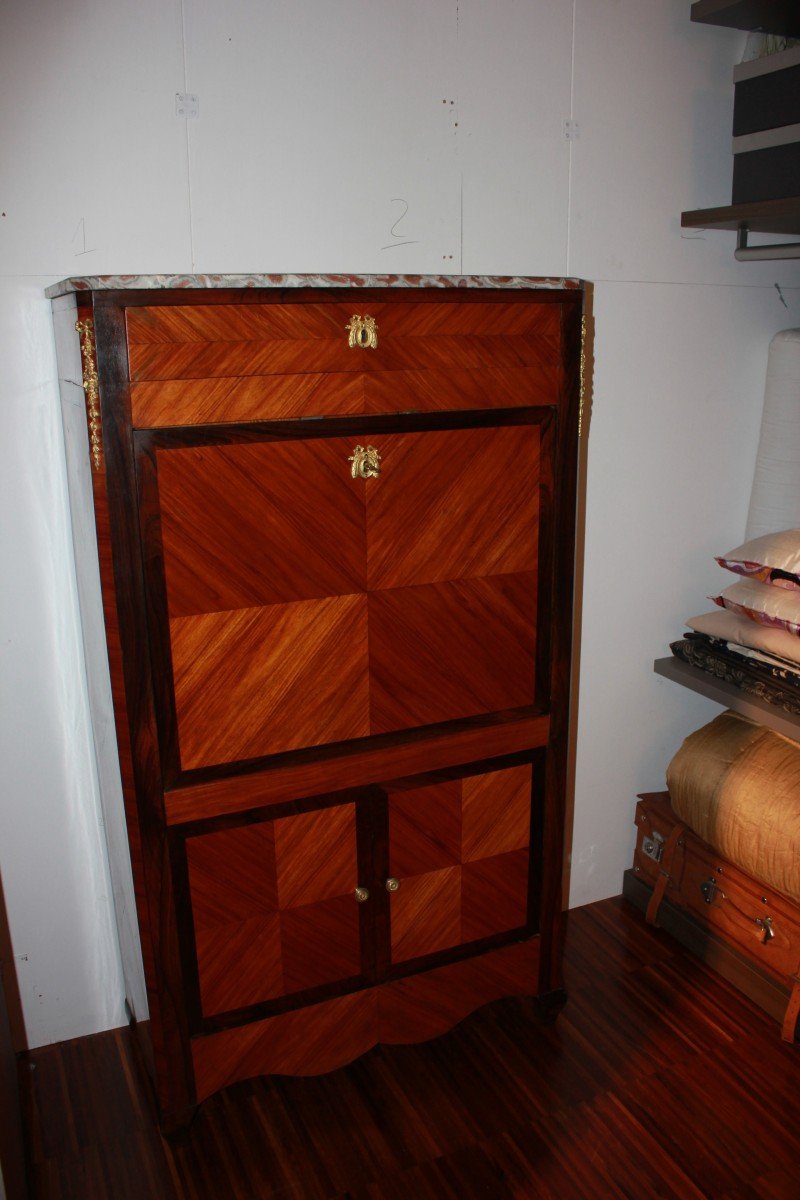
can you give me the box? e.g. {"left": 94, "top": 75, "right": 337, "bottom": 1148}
{"left": 646, "top": 822, "right": 687, "bottom": 926}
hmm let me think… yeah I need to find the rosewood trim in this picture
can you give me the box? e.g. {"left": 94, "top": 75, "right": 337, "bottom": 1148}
{"left": 536, "top": 297, "right": 584, "bottom": 997}
{"left": 91, "top": 293, "right": 197, "bottom": 1125}
{"left": 134, "top": 405, "right": 546, "bottom": 452}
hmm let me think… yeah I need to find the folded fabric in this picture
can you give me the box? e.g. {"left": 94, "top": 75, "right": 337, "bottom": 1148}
{"left": 686, "top": 608, "right": 800, "bottom": 666}
{"left": 717, "top": 528, "right": 800, "bottom": 589}
{"left": 731, "top": 643, "right": 800, "bottom": 672}
{"left": 671, "top": 634, "right": 800, "bottom": 715}
{"left": 667, "top": 710, "right": 800, "bottom": 904}
{"left": 711, "top": 578, "right": 800, "bottom": 638}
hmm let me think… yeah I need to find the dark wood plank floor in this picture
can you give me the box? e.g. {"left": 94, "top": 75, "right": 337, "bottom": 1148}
{"left": 19, "top": 897, "right": 800, "bottom": 1199}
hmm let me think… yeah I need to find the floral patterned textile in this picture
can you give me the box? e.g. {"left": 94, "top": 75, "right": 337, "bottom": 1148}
{"left": 717, "top": 529, "right": 800, "bottom": 590}
{"left": 712, "top": 577, "right": 800, "bottom": 639}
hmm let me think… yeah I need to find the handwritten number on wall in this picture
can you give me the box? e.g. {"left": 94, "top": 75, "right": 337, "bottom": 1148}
{"left": 71, "top": 217, "right": 96, "bottom": 257}
{"left": 381, "top": 199, "right": 419, "bottom": 251}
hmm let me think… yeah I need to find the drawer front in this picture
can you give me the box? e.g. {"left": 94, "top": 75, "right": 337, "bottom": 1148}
{"left": 143, "top": 419, "right": 545, "bottom": 773}
{"left": 127, "top": 298, "right": 563, "bottom": 426}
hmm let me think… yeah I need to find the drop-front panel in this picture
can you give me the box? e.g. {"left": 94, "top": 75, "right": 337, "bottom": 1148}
{"left": 141, "top": 421, "right": 542, "bottom": 770}
{"left": 54, "top": 277, "right": 584, "bottom": 1130}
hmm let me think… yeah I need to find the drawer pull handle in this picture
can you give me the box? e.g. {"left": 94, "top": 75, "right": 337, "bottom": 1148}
{"left": 354, "top": 886, "right": 370, "bottom": 903}
{"left": 385, "top": 877, "right": 400, "bottom": 893}
{"left": 348, "top": 445, "right": 381, "bottom": 479}
{"left": 346, "top": 314, "right": 378, "bottom": 349}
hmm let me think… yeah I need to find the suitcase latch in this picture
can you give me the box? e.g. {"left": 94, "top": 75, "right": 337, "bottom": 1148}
{"left": 700, "top": 877, "right": 718, "bottom": 905}
{"left": 642, "top": 831, "right": 665, "bottom": 863}
{"left": 755, "top": 916, "right": 775, "bottom": 944}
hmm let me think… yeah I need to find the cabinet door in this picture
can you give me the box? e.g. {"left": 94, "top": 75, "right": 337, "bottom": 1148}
{"left": 142, "top": 416, "right": 543, "bottom": 773}
{"left": 385, "top": 761, "right": 537, "bottom": 969}
{"left": 179, "top": 799, "right": 366, "bottom": 1022}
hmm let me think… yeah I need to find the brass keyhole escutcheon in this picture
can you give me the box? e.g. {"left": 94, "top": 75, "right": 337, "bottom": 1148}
{"left": 348, "top": 445, "right": 381, "bottom": 479}
{"left": 346, "top": 315, "right": 378, "bottom": 350}
{"left": 385, "top": 877, "right": 400, "bottom": 893}
{"left": 354, "top": 886, "right": 370, "bottom": 903}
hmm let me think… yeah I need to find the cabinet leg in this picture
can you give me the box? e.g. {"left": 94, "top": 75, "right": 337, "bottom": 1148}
{"left": 159, "top": 1102, "right": 198, "bottom": 1137}
{"left": 781, "top": 978, "right": 800, "bottom": 1043}
{"left": 533, "top": 988, "right": 567, "bottom": 1024}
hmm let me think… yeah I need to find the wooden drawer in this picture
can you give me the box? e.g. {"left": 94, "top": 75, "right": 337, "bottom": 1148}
{"left": 126, "top": 297, "right": 563, "bottom": 426}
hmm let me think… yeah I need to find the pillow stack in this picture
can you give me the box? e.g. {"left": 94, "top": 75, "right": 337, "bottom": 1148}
{"left": 667, "top": 531, "right": 800, "bottom": 899}
{"left": 685, "top": 529, "right": 800, "bottom": 675}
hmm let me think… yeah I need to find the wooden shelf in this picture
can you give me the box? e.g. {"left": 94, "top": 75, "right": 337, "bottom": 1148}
{"left": 681, "top": 196, "right": 800, "bottom": 234}
{"left": 654, "top": 655, "right": 800, "bottom": 742}
{"left": 691, "top": 0, "right": 800, "bottom": 37}
{"left": 685, "top": 6, "right": 800, "bottom": 250}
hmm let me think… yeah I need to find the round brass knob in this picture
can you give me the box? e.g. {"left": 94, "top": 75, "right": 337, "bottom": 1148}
{"left": 354, "top": 886, "right": 370, "bottom": 903}
{"left": 385, "top": 877, "right": 400, "bottom": 893}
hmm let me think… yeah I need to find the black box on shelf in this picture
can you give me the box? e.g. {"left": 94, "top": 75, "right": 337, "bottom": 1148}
{"left": 731, "top": 45, "right": 800, "bottom": 204}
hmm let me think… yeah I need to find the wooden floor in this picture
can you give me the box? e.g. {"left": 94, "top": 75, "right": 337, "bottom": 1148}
{"left": 19, "top": 897, "right": 800, "bottom": 1199}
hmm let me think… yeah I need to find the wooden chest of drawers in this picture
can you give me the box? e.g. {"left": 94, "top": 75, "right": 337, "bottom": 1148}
{"left": 49, "top": 273, "right": 585, "bottom": 1129}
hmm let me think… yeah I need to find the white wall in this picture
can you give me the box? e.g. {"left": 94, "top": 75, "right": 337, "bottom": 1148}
{"left": 0, "top": 0, "right": 798, "bottom": 1046}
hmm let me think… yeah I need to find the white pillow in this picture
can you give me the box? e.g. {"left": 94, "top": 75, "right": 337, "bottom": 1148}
{"left": 686, "top": 609, "right": 800, "bottom": 666}
{"left": 717, "top": 528, "right": 800, "bottom": 588}
{"left": 711, "top": 578, "right": 800, "bottom": 638}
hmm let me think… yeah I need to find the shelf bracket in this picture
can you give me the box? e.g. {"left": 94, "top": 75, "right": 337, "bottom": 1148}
{"left": 735, "top": 225, "right": 800, "bottom": 261}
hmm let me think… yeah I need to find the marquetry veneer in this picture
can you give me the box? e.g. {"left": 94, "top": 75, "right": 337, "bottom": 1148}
{"left": 50, "top": 275, "right": 585, "bottom": 1130}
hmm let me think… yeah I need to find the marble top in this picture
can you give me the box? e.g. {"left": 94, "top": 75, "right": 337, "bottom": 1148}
{"left": 46, "top": 272, "right": 582, "bottom": 299}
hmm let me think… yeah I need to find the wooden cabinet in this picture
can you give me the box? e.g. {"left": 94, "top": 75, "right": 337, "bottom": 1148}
{"left": 49, "top": 273, "right": 585, "bottom": 1129}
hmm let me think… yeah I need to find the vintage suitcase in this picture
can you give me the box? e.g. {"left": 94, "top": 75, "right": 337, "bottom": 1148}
{"left": 623, "top": 792, "right": 800, "bottom": 1042}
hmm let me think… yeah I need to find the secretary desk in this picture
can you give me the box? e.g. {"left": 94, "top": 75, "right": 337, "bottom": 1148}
{"left": 48, "top": 272, "right": 586, "bottom": 1129}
